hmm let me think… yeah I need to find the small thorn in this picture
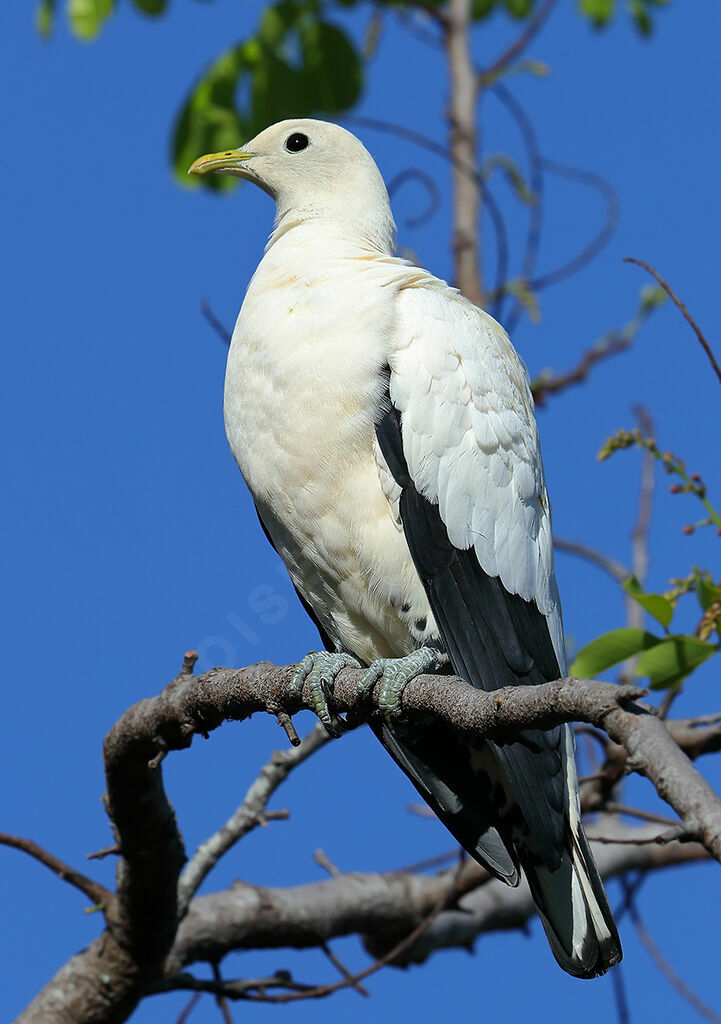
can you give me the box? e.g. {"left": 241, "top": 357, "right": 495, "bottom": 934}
{"left": 314, "top": 848, "right": 341, "bottom": 876}
{"left": 182, "top": 650, "right": 199, "bottom": 675}
{"left": 276, "top": 712, "right": 301, "bottom": 747}
{"left": 86, "top": 844, "right": 120, "bottom": 861}
{"left": 148, "top": 736, "right": 168, "bottom": 770}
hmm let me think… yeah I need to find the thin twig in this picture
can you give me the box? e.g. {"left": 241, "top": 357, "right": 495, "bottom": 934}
{"left": 314, "top": 849, "right": 341, "bottom": 877}
{"left": 86, "top": 844, "right": 120, "bottom": 861}
{"left": 239, "top": 859, "right": 468, "bottom": 1003}
{"left": 211, "top": 963, "right": 234, "bottom": 1024}
{"left": 657, "top": 687, "right": 681, "bottom": 721}
{"left": 554, "top": 537, "right": 629, "bottom": 583}
{"left": 529, "top": 159, "right": 619, "bottom": 291}
{"left": 587, "top": 825, "right": 687, "bottom": 846}
{"left": 388, "top": 168, "right": 442, "bottom": 230}
{"left": 177, "top": 723, "right": 331, "bottom": 915}
{"left": 402, "top": 0, "right": 448, "bottom": 27}
{"left": 532, "top": 331, "right": 635, "bottom": 407}
{"left": 201, "top": 299, "right": 232, "bottom": 347}
{"left": 624, "top": 257, "right": 721, "bottom": 388}
{"left": 628, "top": 904, "right": 721, "bottom": 1024}
{"left": 154, "top": 973, "right": 318, "bottom": 1000}
{"left": 630, "top": 406, "right": 656, "bottom": 591}
{"left": 343, "top": 114, "right": 507, "bottom": 304}
{"left": 604, "top": 803, "right": 680, "bottom": 828}
{"left": 175, "top": 992, "right": 202, "bottom": 1024}
{"left": 621, "top": 406, "right": 656, "bottom": 681}
{"left": 611, "top": 963, "right": 631, "bottom": 1024}
{"left": 397, "top": 848, "right": 464, "bottom": 873}
{"left": 477, "top": 0, "right": 559, "bottom": 87}
{"left": 321, "top": 943, "right": 369, "bottom": 997}
{"left": 0, "top": 832, "right": 112, "bottom": 908}
{"left": 489, "top": 82, "right": 543, "bottom": 330}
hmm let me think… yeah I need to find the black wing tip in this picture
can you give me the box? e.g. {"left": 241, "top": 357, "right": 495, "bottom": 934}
{"left": 525, "top": 821, "right": 623, "bottom": 980}
{"left": 550, "top": 935, "right": 623, "bottom": 980}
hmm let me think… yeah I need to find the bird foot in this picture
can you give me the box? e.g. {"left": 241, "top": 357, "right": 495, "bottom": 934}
{"left": 290, "top": 651, "right": 361, "bottom": 738}
{"left": 357, "top": 647, "right": 442, "bottom": 723}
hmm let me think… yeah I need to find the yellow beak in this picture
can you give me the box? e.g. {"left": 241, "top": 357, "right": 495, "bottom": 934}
{"left": 188, "top": 150, "right": 253, "bottom": 176}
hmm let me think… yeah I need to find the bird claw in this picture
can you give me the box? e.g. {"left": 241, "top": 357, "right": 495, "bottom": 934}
{"left": 357, "top": 647, "right": 442, "bottom": 723}
{"left": 290, "top": 651, "right": 360, "bottom": 738}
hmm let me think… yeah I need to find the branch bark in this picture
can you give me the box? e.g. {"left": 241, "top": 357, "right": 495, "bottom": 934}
{"left": 165, "top": 821, "right": 704, "bottom": 973}
{"left": 447, "top": 0, "right": 483, "bottom": 304}
{"left": 17, "top": 657, "right": 721, "bottom": 1024}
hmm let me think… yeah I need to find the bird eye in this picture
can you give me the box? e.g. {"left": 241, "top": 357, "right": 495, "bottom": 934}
{"left": 285, "top": 133, "right": 309, "bottom": 153}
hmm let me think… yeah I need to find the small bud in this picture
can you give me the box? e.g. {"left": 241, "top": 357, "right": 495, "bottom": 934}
{"left": 682, "top": 524, "right": 695, "bottom": 535}
{"left": 669, "top": 484, "right": 682, "bottom": 494}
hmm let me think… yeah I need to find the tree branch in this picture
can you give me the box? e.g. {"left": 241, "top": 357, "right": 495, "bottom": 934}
{"left": 17, "top": 657, "right": 721, "bottom": 1023}
{"left": 553, "top": 536, "right": 629, "bottom": 583}
{"left": 477, "top": 0, "right": 558, "bottom": 88}
{"left": 0, "top": 833, "right": 112, "bottom": 908}
{"left": 177, "top": 723, "right": 330, "bottom": 916}
{"left": 167, "top": 820, "right": 704, "bottom": 974}
{"left": 94, "top": 658, "right": 721, "bottom": 864}
{"left": 447, "top": 0, "right": 483, "bottom": 304}
{"left": 624, "top": 257, "right": 721, "bottom": 388}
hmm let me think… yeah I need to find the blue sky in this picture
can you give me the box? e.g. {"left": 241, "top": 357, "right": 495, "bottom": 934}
{"left": 2, "top": 1, "right": 720, "bottom": 1021}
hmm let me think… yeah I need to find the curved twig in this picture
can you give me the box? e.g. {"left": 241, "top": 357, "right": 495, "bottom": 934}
{"left": 477, "top": 0, "right": 559, "bottom": 87}
{"left": 624, "top": 257, "right": 721, "bottom": 388}
{"left": 553, "top": 536, "right": 630, "bottom": 583}
{"left": 529, "top": 158, "right": 619, "bottom": 291}
{"left": 489, "top": 82, "right": 544, "bottom": 332}
{"left": 0, "top": 832, "right": 112, "bottom": 908}
{"left": 388, "top": 168, "right": 442, "bottom": 229}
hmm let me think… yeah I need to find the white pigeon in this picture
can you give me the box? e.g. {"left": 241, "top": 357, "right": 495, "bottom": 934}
{"left": 189, "top": 119, "right": 621, "bottom": 978}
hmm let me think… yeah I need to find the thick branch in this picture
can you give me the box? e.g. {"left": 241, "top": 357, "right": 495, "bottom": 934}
{"left": 166, "top": 822, "right": 705, "bottom": 972}
{"left": 89, "top": 659, "right": 721, "bottom": 863}
{"left": 18, "top": 659, "right": 721, "bottom": 1023}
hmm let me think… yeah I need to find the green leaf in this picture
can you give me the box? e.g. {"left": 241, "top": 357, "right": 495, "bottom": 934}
{"left": 628, "top": 0, "right": 652, "bottom": 34}
{"left": 68, "top": 0, "right": 114, "bottom": 39}
{"left": 174, "top": 4, "right": 363, "bottom": 188}
{"left": 130, "top": 0, "right": 167, "bottom": 14}
{"left": 471, "top": 0, "right": 495, "bottom": 19}
{"left": 298, "top": 22, "right": 362, "bottom": 112}
{"left": 503, "top": 0, "right": 535, "bottom": 17}
{"left": 570, "top": 628, "right": 661, "bottom": 678}
{"left": 622, "top": 576, "right": 674, "bottom": 629}
{"left": 579, "top": 0, "right": 615, "bottom": 26}
{"left": 694, "top": 572, "right": 721, "bottom": 612}
{"left": 35, "top": 0, "right": 55, "bottom": 36}
{"left": 172, "top": 44, "right": 247, "bottom": 191}
{"left": 639, "top": 284, "right": 666, "bottom": 314}
{"left": 637, "top": 635, "right": 717, "bottom": 689}
{"left": 482, "top": 154, "right": 536, "bottom": 205}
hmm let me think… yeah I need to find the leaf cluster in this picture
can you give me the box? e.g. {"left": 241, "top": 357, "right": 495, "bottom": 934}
{"left": 174, "top": 0, "right": 362, "bottom": 191}
{"left": 572, "top": 572, "right": 720, "bottom": 690}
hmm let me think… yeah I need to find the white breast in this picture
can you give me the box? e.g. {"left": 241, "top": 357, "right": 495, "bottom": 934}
{"left": 223, "top": 226, "right": 432, "bottom": 663}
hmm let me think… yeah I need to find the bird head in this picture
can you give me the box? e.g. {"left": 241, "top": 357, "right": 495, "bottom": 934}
{"left": 189, "top": 119, "right": 396, "bottom": 253}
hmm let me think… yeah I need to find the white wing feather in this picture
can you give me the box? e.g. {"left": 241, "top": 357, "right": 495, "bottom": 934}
{"left": 390, "top": 278, "right": 565, "bottom": 670}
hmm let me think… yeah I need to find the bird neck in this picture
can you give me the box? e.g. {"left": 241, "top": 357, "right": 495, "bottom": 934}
{"left": 268, "top": 194, "right": 396, "bottom": 256}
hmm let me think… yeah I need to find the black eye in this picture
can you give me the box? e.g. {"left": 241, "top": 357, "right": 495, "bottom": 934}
{"left": 285, "top": 132, "right": 309, "bottom": 153}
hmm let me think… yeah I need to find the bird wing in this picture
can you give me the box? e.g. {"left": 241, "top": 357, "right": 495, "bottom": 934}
{"left": 378, "top": 278, "right": 567, "bottom": 863}
{"left": 375, "top": 277, "right": 620, "bottom": 976}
